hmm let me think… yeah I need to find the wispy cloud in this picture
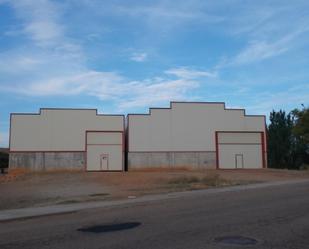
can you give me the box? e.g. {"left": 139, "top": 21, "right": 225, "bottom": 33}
{"left": 1, "top": 0, "right": 206, "bottom": 111}
{"left": 119, "top": 77, "right": 199, "bottom": 109}
{"left": 211, "top": 1, "right": 309, "bottom": 68}
{"left": 1, "top": 0, "right": 308, "bottom": 125}
{"left": 130, "top": 52, "right": 148, "bottom": 62}
{"left": 9, "top": 0, "right": 64, "bottom": 46}
{"left": 231, "top": 27, "right": 309, "bottom": 65}
{"left": 116, "top": 4, "right": 223, "bottom": 23}
{"left": 165, "top": 67, "right": 216, "bottom": 79}
{"left": 231, "top": 40, "right": 288, "bottom": 65}
{"left": 1, "top": 71, "right": 122, "bottom": 97}
{"left": 246, "top": 83, "right": 309, "bottom": 115}
{"left": 79, "top": 1, "right": 225, "bottom": 36}
{"left": 0, "top": 67, "right": 205, "bottom": 110}
{"left": 0, "top": 53, "right": 42, "bottom": 73}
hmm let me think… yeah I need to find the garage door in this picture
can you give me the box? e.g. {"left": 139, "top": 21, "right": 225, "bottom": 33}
{"left": 86, "top": 131, "right": 123, "bottom": 171}
{"left": 216, "top": 132, "right": 265, "bottom": 169}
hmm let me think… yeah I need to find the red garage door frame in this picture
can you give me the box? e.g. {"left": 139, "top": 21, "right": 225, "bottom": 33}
{"left": 85, "top": 130, "right": 125, "bottom": 172}
{"left": 215, "top": 131, "right": 266, "bottom": 169}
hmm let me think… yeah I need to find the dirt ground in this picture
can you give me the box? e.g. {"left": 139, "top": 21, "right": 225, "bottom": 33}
{"left": 1, "top": 168, "right": 309, "bottom": 211}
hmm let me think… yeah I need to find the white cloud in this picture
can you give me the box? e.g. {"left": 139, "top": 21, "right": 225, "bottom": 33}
{"left": 4, "top": 0, "right": 82, "bottom": 60}
{"left": 119, "top": 78, "right": 199, "bottom": 109}
{"left": 130, "top": 52, "right": 148, "bottom": 62}
{"left": 165, "top": 67, "right": 217, "bottom": 79}
{"left": 0, "top": 54, "right": 42, "bottom": 73}
{"left": 117, "top": 5, "right": 223, "bottom": 22}
{"left": 9, "top": 0, "right": 64, "bottom": 46}
{"left": 243, "top": 84, "right": 309, "bottom": 116}
{"left": 2, "top": 0, "right": 307, "bottom": 117}
{"left": 2, "top": 71, "right": 122, "bottom": 97}
{"left": 78, "top": 1, "right": 225, "bottom": 36}
{"left": 221, "top": 25, "right": 309, "bottom": 67}
{"left": 232, "top": 40, "right": 288, "bottom": 65}
{"left": 24, "top": 20, "right": 62, "bottom": 44}
{"left": 2, "top": 1, "right": 208, "bottom": 110}
{"left": 210, "top": 1, "right": 309, "bottom": 68}
{"left": 1, "top": 67, "right": 204, "bottom": 110}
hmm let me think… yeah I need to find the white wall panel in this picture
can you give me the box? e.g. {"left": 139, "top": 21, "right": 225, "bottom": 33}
{"left": 10, "top": 109, "right": 123, "bottom": 151}
{"left": 218, "top": 132, "right": 261, "bottom": 144}
{"left": 129, "top": 103, "right": 265, "bottom": 152}
{"left": 87, "top": 132, "right": 122, "bottom": 145}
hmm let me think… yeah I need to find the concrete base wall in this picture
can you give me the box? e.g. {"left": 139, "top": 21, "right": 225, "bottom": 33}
{"left": 9, "top": 152, "right": 85, "bottom": 171}
{"left": 128, "top": 152, "right": 216, "bottom": 169}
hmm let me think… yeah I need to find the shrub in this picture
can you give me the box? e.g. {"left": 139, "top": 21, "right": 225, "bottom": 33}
{"left": 0, "top": 152, "right": 9, "bottom": 168}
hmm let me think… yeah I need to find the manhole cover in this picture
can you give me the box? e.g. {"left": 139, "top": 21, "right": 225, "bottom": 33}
{"left": 214, "top": 236, "right": 258, "bottom": 246}
{"left": 77, "top": 222, "right": 141, "bottom": 233}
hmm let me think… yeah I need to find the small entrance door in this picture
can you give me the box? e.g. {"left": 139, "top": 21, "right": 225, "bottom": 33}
{"left": 100, "top": 154, "right": 109, "bottom": 170}
{"left": 235, "top": 154, "right": 244, "bottom": 168}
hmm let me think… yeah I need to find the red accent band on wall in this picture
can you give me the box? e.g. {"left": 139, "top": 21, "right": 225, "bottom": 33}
{"left": 215, "top": 131, "right": 265, "bottom": 169}
{"left": 215, "top": 131, "right": 219, "bottom": 169}
{"left": 85, "top": 130, "right": 124, "bottom": 172}
{"left": 261, "top": 132, "right": 266, "bottom": 168}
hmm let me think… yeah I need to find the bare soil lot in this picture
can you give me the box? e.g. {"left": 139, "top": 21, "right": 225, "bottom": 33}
{"left": 1, "top": 168, "right": 308, "bottom": 210}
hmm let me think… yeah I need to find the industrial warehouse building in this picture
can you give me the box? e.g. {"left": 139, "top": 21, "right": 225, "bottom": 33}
{"left": 127, "top": 102, "right": 266, "bottom": 169}
{"left": 9, "top": 102, "right": 267, "bottom": 171}
{"left": 9, "top": 109, "right": 124, "bottom": 171}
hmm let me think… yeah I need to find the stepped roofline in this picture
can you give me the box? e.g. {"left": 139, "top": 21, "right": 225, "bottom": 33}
{"left": 127, "top": 101, "right": 266, "bottom": 118}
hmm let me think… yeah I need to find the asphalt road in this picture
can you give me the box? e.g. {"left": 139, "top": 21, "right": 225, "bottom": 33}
{"left": 0, "top": 180, "right": 308, "bottom": 249}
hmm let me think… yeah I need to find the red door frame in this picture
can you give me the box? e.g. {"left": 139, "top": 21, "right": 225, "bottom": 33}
{"left": 85, "top": 130, "right": 124, "bottom": 172}
{"left": 215, "top": 131, "right": 266, "bottom": 169}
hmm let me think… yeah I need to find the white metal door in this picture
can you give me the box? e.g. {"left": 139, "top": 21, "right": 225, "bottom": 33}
{"left": 100, "top": 154, "right": 109, "bottom": 170}
{"left": 235, "top": 154, "right": 244, "bottom": 168}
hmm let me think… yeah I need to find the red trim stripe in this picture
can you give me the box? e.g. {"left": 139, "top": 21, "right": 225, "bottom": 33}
{"left": 85, "top": 130, "right": 124, "bottom": 172}
{"left": 215, "top": 131, "right": 265, "bottom": 169}
{"left": 215, "top": 131, "right": 219, "bottom": 169}
{"left": 261, "top": 132, "right": 264, "bottom": 168}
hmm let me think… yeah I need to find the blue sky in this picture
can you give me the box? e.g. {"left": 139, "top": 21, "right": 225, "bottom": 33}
{"left": 0, "top": 0, "right": 309, "bottom": 147}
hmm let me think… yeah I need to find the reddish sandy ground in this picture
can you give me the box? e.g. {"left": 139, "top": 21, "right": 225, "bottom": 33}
{"left": 0, "top": 168, "right": 308, "bottom": 210}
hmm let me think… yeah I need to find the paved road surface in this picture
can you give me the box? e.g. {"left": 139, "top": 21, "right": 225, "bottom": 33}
{"left": 0, "top": 180, "right": 308, "bottom": 249}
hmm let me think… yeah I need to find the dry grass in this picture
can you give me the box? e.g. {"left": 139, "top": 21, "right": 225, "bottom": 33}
{"left": 168, "top": 175, "right": 200, "bottom": 185}
{"left": 1, "top": 168, "right": 309, "bottom": 210}
{"left": 166, "top": 173, "right": 241, "bottom": 191}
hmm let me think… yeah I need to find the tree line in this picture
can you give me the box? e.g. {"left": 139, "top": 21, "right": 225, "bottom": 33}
{"left": 267, "top": 106, "right": 309, "bottom": 169}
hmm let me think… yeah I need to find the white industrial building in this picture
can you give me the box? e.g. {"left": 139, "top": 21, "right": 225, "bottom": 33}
{"left": 127, "top": 102, "right": 267, "bottom": 169}
{"left": 9, "top": 102, "right": 267, "bottom": 171}
{"left": 9, "top": 108, "right": 124, "bottom": 171}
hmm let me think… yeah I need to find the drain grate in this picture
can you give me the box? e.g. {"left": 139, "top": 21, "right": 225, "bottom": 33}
{"left": 214, "top": 236, "right": 258, "bottom": 246}
{"left": 77, "top": 222, "right": 141, "bottom": 233}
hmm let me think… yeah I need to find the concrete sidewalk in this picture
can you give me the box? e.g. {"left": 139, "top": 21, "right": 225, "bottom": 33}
{"left": 1, "top": 179, "right": 308, "bottom": 222}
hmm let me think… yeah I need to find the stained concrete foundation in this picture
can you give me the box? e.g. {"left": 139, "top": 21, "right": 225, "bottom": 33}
{"left": 128, "top": 152, "right": 216, "bottom": 169}
{"left": 9, "top": 152, "right": 85, "bottom": 171}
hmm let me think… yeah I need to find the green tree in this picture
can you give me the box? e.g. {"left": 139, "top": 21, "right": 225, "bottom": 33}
{"left": 291, "top": 106, "right": 309, "bottom": 144}
{"left": 267, "top": 110, "right": 293, "bottom": 168}
{"left": 291, "top": 106, "right": 309, "bottom": 168}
